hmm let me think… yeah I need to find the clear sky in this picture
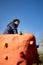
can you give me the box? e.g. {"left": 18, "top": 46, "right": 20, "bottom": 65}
{"left": 0, "top": 0, "right": 43, "bottom": 44}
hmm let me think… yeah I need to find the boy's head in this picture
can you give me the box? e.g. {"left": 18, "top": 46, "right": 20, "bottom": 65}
{"left": 13, "top": 19, "right": 20, "bottom": 25}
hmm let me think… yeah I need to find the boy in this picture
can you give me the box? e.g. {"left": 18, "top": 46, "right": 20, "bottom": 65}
{"left": 3, "top": 19, "right": 20, "bottom": 34}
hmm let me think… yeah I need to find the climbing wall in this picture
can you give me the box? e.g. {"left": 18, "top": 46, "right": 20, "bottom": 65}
{"left": 0, "top": 34, "right": 39, "bottom": 65}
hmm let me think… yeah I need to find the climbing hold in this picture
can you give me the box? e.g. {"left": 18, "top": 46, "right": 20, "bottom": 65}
{"left": 20, "top": 31, "right": 23, "bottom": 35}
{"left": 36, "top": 45, "right": 39, "bottom": 48}
{"left": 4, "top": 43, "right": 8, "bottom": 48}
{"left": 4, "top": 56, "right": 8, "bottom": 60}
{"left": 20, "top": 51, "right": 25, "bottom": 58}
{"left": 30, "top": 41, "right": 34, "bottom": 45}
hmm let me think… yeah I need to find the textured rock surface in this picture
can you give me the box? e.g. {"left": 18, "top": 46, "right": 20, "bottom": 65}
{"left": 0, "top": 34, "right": 39, "bottom": 65}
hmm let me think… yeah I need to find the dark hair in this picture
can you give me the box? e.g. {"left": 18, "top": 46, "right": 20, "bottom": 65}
{"left": 13, "top": 19, "right": 20, "bottom": 23}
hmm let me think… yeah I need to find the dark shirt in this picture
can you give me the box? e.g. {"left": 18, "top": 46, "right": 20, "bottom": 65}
{"left": 3, "top": 22, "right": 18, "bottom": 34}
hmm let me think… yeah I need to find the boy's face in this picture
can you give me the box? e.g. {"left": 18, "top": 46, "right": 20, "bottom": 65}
{"left": 14, "top": 21, "right": 19, "bottom": 25}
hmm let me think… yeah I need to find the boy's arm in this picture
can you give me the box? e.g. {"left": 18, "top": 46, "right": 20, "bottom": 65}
{"left": 3, "top": 26, "right": 11, "bottom": 34}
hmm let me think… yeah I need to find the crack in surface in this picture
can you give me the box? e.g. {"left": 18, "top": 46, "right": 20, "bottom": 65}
{"left": 17, "top": 61, "right": 23, "bottom": 65}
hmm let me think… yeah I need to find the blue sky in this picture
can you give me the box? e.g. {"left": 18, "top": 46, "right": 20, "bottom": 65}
{"left": 0, "top": 0, "right": 43, "bottom": 44}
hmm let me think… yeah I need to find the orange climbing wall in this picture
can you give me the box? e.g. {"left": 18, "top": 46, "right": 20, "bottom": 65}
{"left": 0, "top": 34, "right": 39, "bottom": 65}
